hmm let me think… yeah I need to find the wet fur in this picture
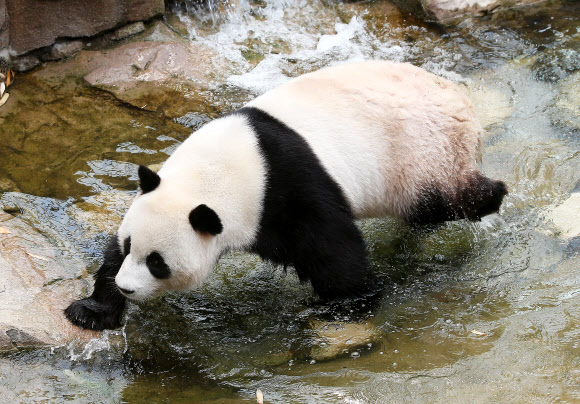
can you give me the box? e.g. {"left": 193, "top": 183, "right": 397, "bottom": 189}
{"left": 240, "top": 107, "right": 381, "bottom": 299}
{"left": 64, "top": 238, "right": 126, "bottom": 331}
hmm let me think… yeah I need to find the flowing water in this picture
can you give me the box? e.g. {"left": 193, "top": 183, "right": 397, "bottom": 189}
{"left": 0, "top": 0, "right": 579, "bottom": 402}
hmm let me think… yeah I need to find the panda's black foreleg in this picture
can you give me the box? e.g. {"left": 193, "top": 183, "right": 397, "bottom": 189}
{"left": 294, "top": 215, "right": 383, "bottom": 301}
{"left": 65, "top": 237, "right": 127, "bottom": 331}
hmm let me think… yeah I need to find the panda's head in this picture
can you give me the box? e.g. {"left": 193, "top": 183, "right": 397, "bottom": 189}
{"left": 115, "top": 165, "right": 224, "bottom": 301}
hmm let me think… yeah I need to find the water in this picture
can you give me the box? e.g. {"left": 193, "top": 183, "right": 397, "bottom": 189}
{"left": 1, "top": 0, "right": 579, "bottom": 402}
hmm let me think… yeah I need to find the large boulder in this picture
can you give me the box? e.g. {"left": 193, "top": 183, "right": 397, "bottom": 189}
{"left": 0, "top": 210, "right": 98, "bottom": 350}
{"left": 5, "top": 0, "right": 164, "bottom": 55}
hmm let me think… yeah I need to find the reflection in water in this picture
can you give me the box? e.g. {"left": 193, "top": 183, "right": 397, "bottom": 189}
{"left": 1, "top": 0, "right": 579, "bottom": 402}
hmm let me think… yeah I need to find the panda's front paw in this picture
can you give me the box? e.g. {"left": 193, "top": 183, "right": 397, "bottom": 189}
{"left": 65, "top": 298, "right": 124, "bottom": 331}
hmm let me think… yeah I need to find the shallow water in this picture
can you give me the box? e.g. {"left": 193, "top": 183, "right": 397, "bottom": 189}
{"left": 1, "top": 0, "right": 579, "bottom": 402}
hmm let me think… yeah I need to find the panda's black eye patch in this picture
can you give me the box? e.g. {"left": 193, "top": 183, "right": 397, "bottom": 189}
{"left": 123, "top": 237, "right": 131, "bottom": 257}
{"left": 146, "top": 252, "right": 171, "bottom": 279}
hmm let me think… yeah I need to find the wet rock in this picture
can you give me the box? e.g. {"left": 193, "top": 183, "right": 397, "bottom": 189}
{"left": 83, "top": 39, "right": 227, "bottom": 118}
{"left": 112, "top": 22, "right": 146, "bottom": 41}
{"left": 0, "top": 210, "right": 98, "bottom": 351}
{"left": 5, "top": 0, "right": 164, "bottom": 56}
{"left": 45, "top": 40, "right": 84, "bottom": 62}
{"left": 392, "top": 0, "right": 538, "bottom": 22}
{"left": 532, "top": 48, "right": 580, "bottom": 83}
{"left": 552, "top": 71, "right": 580, "bottom": 130}
{"left": 463, "top": 80, "right": 513, "bottom": 129}
{"left": 309, "top": 320, "right": 381, "bottom": 361}
{"left": 163, "top": 11, "right": 191, "bottom": 38}
{"left": 72, "top": 190, "right": 134, "bottom": 234}
{"left": 12, "top": 53, "right": 41, "bottom": 72}
{"left": 546, "top": 193, "right": 580, "bottom": 240}
{"left": 422, "top": 0, "right": 500, "bottom": 21}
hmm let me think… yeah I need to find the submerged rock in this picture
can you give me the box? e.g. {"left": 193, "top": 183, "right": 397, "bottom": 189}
{"left": 463, "top": 80, "right": 513, "bottom": 129}
{"left": 532, "top": 48, "right": 580, "bottom": 83}
{"left": 309, "top": 320, "right": 381, "bottom": 361}
{"left": 547, "top": 193, "right": 580, "bottom": 240}
{"left": 0, "top": 210, "right": 98, "bottom": 351}
{"left": 72, "top": 190, "right": 134, "bottom": 234}
{"left": 552, "top": 71, "right": 580, "bottom": 130}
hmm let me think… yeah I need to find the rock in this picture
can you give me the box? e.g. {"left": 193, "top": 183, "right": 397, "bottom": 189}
{"left": 0, "top": 60, "right": 192, "bottom": 199}
{"left": 112, "top": 21, "right": 146, "bottom": 41}
{"left": 72, "top": 190, "right": 134, "bottom": 233}
{"left": 0, "top": 210, "right": 98, "bottom": 351}
{"left": 422, "top": 0, "right": 500, "bottom": 20}
{"left": 547, "top": 193, "right": 580, "bottom": 240}
{"left": 0, "top": 0, "right": 8, "bottom": 50}
{"left": 552, "top": 71, "right": 580, "bottom": 130}
{"left": 309, "top": 320, "right": 381, "bottom": 361}
{"left": 463, "top": 81, "right": 513, "bottom": 129}
{"left": 83, "top": 40, "right": 216, "bottom": 86}
{"left": 83, "top": 40, "right": 228, "bottom": 118}
{"left": 45, "top": 40, "right": 84, "bottom": 61}
{"left": 5, "top": 0, "right": 164, "bottom": 55}
{"left": 532, "top": 48, "right": 580, "bottom": 83}
{"left": 391, "top": 0, "right": 538, "bottom": 22}
{"left": 12, "top": 53, "right": 41, "bottom": 72}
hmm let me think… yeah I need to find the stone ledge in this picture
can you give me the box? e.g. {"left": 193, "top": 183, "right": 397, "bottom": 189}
{"left": 0, "top": 210, "right": 98, "bottom": 351}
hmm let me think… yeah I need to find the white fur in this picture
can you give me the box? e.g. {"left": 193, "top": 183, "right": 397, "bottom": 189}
{"left": 116, "top": 116, "right": 267, "bottom": 300}
{"left": 116, "top": 61, "right": 484, "bottom": 299}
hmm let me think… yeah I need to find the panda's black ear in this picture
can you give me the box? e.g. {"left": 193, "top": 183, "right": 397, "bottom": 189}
{"left": 189, "top": 204, "right": 223, "bottom": 236}
{"left": 138, "top": 165, "right": 160, "bottom": 194}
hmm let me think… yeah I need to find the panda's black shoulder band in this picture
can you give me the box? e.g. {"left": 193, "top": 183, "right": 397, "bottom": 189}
{"left": 234, "top": 107, "right": 380, "bottom": 299}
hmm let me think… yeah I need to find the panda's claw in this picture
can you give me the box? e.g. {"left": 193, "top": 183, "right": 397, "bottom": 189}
{"left": 65, "top": 297, "right": 124, "bottom": 331}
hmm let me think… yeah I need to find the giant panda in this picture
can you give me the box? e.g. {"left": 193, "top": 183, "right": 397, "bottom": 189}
{"left": 65, "top": 61, "right": 507, "bottom": 331}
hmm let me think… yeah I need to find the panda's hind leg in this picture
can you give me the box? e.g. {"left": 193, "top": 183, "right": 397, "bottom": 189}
{"left": 408, "top": 172, "right": 507, "bottom": 225}
{"left": 65, "top": 237, "right": 127, "bottom": 331}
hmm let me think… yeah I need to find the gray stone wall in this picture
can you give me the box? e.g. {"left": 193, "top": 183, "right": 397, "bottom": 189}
{"left": 4, "top": 0, "right": 164, "bottom": 55}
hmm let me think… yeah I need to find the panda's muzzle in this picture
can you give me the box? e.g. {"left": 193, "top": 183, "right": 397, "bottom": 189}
{"left": 118, "top": 286, "right": 135, "bottom": 295}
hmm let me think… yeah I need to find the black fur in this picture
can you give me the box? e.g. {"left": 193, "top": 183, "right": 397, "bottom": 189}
{"left": 123, "top": 236, "right": 131, "bottom": 256}
{"left": 138, "top": 165, "right": 161, "bottom": 194}
{"left": 189, "top": 204, "right": 223, "bottom": 236}
{"left": 146, "top": 252, "right": 171, "bottom": 279}
{"left": 409, "top": 173, "right": 508, "bottom": 225}
{"left": 236, "top": 107, "right": 381, "bottom": 300}
{"left": 64, "top": 237, "right": 127, "bottom": 331}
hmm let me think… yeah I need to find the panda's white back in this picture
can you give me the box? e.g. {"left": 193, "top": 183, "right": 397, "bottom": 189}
{"left": 248, "top": 60, "right": 483, "bottom": 219}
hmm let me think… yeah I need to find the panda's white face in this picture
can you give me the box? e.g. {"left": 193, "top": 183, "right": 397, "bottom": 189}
{"left": 115, "top": 170, "right": 225, "bottom": 301}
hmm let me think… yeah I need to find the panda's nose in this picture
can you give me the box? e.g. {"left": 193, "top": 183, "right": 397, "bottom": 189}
{"left": 118, "top": 286, "right": 135, "bottom": 295}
